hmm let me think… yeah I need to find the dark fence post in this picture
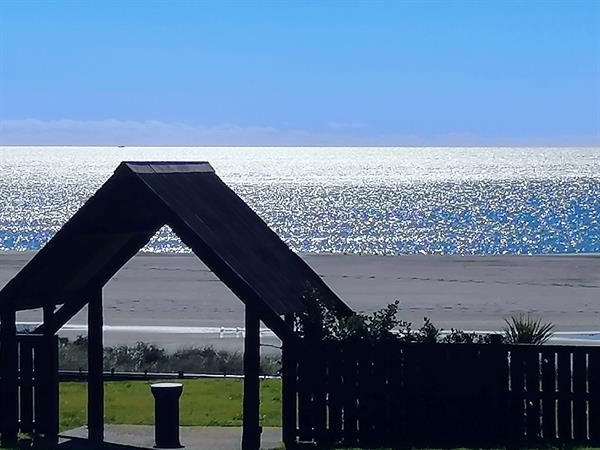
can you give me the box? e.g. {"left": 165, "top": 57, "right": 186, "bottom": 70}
{"left": 35, "top": 305, "right": 60, "bottom": 444}
{"left": 48, "top": 335, "right": 59, "bottom": 442}
{"left": 282, "top": 313, "right": 297, "bottom": 449}
{"left": 572, "top": 349, "right": 588, "bottom": 442}
{"left": 557, "top": 349, "right": 572, "bottom": 441}
{"left": 0, "top": 308, "right": 18, "bottom": 447}
{"left": 540, "top": 348, "right": 557, "bottom": 442}
{"left": 589, "top": 349, "right": 600, "bottom": 442}
{"left": 241, "top": 305, "right": 261, "bottom": 450}
{"left": 35, "top": 332, "right": 59, "bottom": 443}
{"left": 19, "top": 338, "right": 34, "bottom": 435}
{"left": 88, "top": 289, "right": 104, "bottom": 443}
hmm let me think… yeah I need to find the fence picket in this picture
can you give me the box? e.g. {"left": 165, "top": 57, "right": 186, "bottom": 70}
{"left": 525, "top": 349, "right": 542, "bottom": 441}
{"left": 296, "top": 345, "right": 313, "bottom": 442}
{"left": 557, "top": 350, "right": 573, "bottom": 441}
{"left": 510, "top": 349, "right": 526, "bottom": 441}
{"left": 312, "top": 346, "right": 327, "bottom": 442}
{"left": 341, "top": 342, "right": 358, "bottom": 445}
{"left": 355, "top": 341, "right": 371, "bottom": 445}
{"left": 388, "top": 344, "right": 404, "bottom": 442}
{"left": 589, "top": 350, "right": 600, "bottom": 442}
{"left": 325, "top": 341, "right": 342, "bottom": 445}
{"left": 572, "top": 349, "right": 588, "bottom": 442}
{"left": 541, "top": 349, "right": 557, "bottom": 441}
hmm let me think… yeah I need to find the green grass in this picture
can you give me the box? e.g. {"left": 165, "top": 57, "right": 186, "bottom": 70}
{"left": 60, "top": 378, "right": 281, "bottom": 431}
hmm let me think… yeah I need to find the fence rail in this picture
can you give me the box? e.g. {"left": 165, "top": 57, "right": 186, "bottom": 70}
{"left": 57, "top": 370, "right": 278, "bottom": 382}
{"left": 283, "top": 340, "right": 600, "bottom": 448}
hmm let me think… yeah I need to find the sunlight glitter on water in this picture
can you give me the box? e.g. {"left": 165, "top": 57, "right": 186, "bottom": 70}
{"left": 1, "top": 146, "right": 599, "bottom": 255}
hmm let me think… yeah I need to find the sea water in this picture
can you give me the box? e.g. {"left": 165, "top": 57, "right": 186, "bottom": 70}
{"left": 0, "top": 146, "right": 598, "bottom": 255}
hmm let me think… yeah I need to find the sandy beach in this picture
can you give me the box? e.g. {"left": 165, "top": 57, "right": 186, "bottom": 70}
{"left": 1, "top": 252, "right": 599, "bottom": 350}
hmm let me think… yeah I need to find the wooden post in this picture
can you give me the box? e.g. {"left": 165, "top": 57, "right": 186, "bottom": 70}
{"left": 88, "top": 289, "right": 104, "bottom": 443}
{"left": 47, "top": 335, "right": 59, "bottom": 443}
{"left": 282, "top": 313, "right": 298, "bottom": 449}
{"left": 241, "top": 305, "right": 261, "bottom": 450}
{"left": 39, "top": 305, "right": 59, "bottom": 443}
{"left": 19, "top": 339, "right": 33, "bottom": 435}
{"left": 0, "top": 308, "right": 18, "bottom": 447}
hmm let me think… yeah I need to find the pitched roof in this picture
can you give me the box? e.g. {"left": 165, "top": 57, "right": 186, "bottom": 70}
{"left": 0, "top": 162, "right": 351, "bottom": 337}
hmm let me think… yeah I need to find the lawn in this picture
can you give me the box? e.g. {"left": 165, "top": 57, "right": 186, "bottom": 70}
{"left": 60, "top": 378, "right": 281, "bottom": 431}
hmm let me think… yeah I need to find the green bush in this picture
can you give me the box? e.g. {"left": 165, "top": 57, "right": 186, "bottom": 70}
{"left": 503, "top": 314, "right": 554, "bottom": 345}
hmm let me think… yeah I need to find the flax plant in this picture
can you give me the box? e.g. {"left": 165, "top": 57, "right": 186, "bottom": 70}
{"left": 503, "top": 314, "right": 555, "bottom": 345}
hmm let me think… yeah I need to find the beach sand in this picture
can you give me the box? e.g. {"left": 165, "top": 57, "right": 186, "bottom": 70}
{"left": 1, "top": 252, "right": 598, "bottom": 350}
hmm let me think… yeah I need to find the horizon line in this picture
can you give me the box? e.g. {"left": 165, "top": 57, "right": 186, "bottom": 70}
{"left": 1, "top": 144, "right": 599, "bottom": 149}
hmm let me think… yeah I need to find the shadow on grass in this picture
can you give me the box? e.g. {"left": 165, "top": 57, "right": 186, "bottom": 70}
{"left": 1, "top": 436, "right": 285, "bottom": 450}
{"left": 57, "top": 437, "right": 146, "bottom": 450}
{"left": 1, "top": 437, "right": 147, "bottom": 450}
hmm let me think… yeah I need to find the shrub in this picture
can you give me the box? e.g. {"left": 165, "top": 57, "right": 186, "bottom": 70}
{"left": 296, "top": 289, "right": 411, "bottom": 342}
{"left": 503, "top": 314, "right": 554, "bottom": 345}
{"left": 58, "top": 339, "right": 280, "bottom": 375}
{"left": 415, "top": 317, "right": 441, "bottom": 343}
{"left": 442, "top": 329, "right": 505, "bottom": 344}
{"left": 296, "top": 286, "right": 509, "bottom": 345}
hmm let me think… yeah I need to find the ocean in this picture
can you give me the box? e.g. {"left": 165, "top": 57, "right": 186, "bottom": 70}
{"left": 0, "top": 146, "right": 598, "bottom": 255}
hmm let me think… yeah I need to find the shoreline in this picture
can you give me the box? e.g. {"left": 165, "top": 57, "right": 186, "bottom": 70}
{"left": 2, "top": 251, "right": 599, "bottom": 350}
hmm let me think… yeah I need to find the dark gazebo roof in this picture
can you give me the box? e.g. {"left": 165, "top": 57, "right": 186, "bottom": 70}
{"left": 0, "top": 161, "right": 351, "bottom": 340}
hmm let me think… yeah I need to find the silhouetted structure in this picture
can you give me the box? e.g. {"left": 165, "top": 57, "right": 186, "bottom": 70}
{"left": 0, "top": 162, "right": 351, "bottom": 449}
{"left": 283, "top": 340, "right": 600, "bottom": 448}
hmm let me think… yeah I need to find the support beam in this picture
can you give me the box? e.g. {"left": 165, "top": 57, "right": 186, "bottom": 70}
{"left": 241, "top": 306, "right": 261, "bottom": 450}
{"left": 34, "top": 297, "right": 88, "bottom": 335}
{"left": 0, "top": 308, "right": 18, "bottom": 447}
{"left": 43, "top": 304, "right": 55, "bottom": 321}
{"left": 88, "top": 289, "right": 104, "bottom": 443}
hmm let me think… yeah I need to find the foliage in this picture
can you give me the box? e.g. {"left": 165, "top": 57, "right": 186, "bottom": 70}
{"left": 415, "top": 317, "right": 442, "bottom": 343}
{"left": 335, "top": 300, "right": 414, "bottom": 341}
{"left": 442, "top": 328, "right": 504, "bottom": 344}
{"left": 296, "top": 286, "right": 510, "bottom": 345}
{"left": 296, "top": 289, "right": 431, "bottom": 342}
{"left": 58, "top": 338, "right": 280, "bottom": 375}
{"left": 442, "top": 328, "right": 479, "bottom": 344}
{"left": 104, "top": 342, "right": 165, "bottom": 372}
{"left": 296, "top": 288, "right": 410, "bottom": 341}
{"left": 503, "top": 314, "right": 555, "bottom": 345}
{"left": 295, "top": 286, "right": 341, "bottom": 341}
{"left": 58, "top": 335, "right": 89, "bottom": 370}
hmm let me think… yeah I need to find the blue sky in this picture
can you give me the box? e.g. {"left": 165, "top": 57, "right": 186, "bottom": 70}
{"left": 0, "top": 0, "right": 599, "bottom": 146}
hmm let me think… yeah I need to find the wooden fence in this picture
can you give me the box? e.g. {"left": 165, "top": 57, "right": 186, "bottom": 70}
{"left": 282, "top": 340, "right": 600, "bottom": 448}
{"left": 11, "top": 334, "right": 58, "bottom": 440}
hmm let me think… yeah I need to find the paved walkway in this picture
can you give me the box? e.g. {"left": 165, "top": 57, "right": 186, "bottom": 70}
{"left": 61, "top": 425, "right": 283, "bottom": 450}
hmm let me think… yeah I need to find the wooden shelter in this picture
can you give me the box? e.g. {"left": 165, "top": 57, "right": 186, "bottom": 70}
{"left": 0, "top": 161, "right": 351, "bottom": 449}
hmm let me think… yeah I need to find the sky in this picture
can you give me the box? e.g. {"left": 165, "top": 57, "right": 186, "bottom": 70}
{"left": 0, "top": 0, "right": 599, "bottom": 146}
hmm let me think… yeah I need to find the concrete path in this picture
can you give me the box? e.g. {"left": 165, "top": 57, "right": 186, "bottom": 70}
{"left": 61, "top": 425, "right": 283, "bottom": 450}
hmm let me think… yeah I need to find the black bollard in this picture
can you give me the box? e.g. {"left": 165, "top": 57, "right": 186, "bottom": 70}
{"left": 150, "top": 382, "right": 184, "bottom": 448}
